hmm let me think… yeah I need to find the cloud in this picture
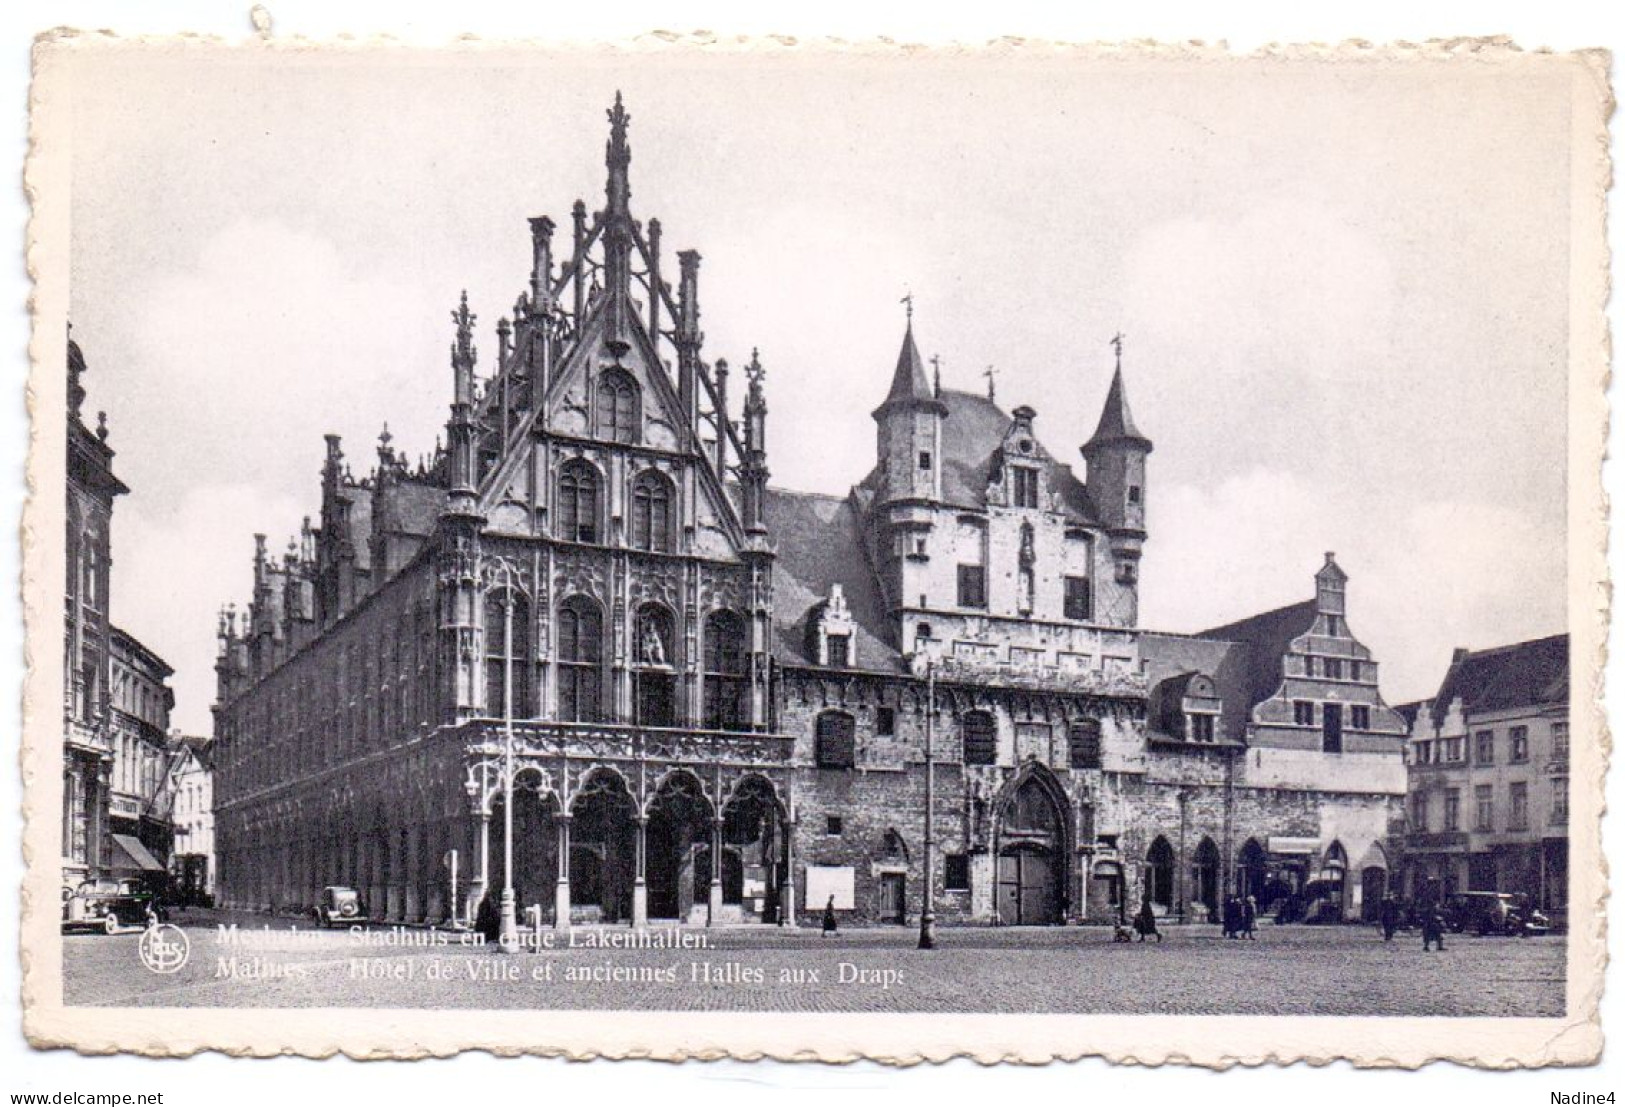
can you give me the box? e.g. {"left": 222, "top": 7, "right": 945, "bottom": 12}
{"left": 1142, "top": 467, "right": 1563, "bottom": 703}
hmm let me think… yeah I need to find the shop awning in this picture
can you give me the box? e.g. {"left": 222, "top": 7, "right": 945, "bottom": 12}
{"left": 111, "top": 833, "right": 164, "bottom": 873}
{"left": 1267, "top": 836, "right": 1319, "bottom": 856}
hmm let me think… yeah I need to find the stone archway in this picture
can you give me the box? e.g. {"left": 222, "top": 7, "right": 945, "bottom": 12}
{"left": 1191, "top": 837, "right": 1221, "bottom": 922}
{"left": 646, "top": 771, "right": 713, "bottom": 922}
{"left": 1146, "top": 836, "right": 1176, "bottom": 915}
{"left": 719, "top": 774, "right": 789, "bottom": 924}
{"left": 993, "top": 766, "right": 1070, "bottom": 925}
{"left": 489, "top": 777, "right": 559, "bottom": 923}
{"left": 570, "top": 769, "right": 638, "bottom": 924}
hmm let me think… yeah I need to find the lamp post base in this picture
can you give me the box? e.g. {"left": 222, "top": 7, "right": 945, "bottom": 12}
{"left": 917, "top": 909, "right": 937, "bottom": 950}
{"left": 498, "top": 888, "right": 519, "bottom": 952}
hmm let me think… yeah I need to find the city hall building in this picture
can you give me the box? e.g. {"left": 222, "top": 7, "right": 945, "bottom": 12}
{"left": 211, "top": 98, "right": 1410, "bottom": 928}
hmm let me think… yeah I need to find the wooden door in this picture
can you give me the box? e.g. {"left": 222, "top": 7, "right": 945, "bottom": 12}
{"left": 998, "top": 849, "right": 1057, "bottom": 925}
{"left": 878, "top": 873, "right": 905, "bottom": 923}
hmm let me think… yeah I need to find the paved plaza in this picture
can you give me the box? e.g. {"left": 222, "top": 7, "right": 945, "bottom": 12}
{"left": 62, "top": 910, "right": 1565, "bottom": 1017}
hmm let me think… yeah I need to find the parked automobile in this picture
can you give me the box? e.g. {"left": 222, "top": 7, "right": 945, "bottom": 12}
{"left": 61, "top": 878, "right": 160, "bottom": 934}
{"left": 313, "top": 885, "right": 370, "bottom": 928}
{"left": 1441, "top": 891, "right": 1552, "bottom": 936}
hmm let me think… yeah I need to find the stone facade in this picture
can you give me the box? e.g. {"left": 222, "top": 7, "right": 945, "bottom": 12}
{"left": 63, "top": 334, "right": 128, "bottom": 885}
{"left": 1399, "top": 635, "right": 1569, "bottom": 915}
{"left": 107, "top": 627, "right": 176, "bottom": 879}
{"left": 211, "top": 97, "right": 1409, "bottom": 930}
{"left": 167, "top": 736, "right": 216, "bottom": 905}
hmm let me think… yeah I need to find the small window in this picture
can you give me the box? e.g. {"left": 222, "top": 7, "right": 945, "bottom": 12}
{"left": 1013, "top": 468, "right": 1039, "bottom": 508}
{"left": 1351, "top": 704, "right": 1371, "bottom": 730}
{"left": 1190, "top": 714, "right": 1216, "bottom": 743}
{"left": 1443, "top": 789, "right": 1460, "bottom": 831}
{"left": 1116, "top": 559, "right": 1138, "bottom": 585}
{"left": 825, "top": 816, "right": 843, "bottom": 836}
{"left": 815, "top": 711, "right": 856, "bottom": 770}
{"left": 944, "top": 854, "right": 970, "bottom": 892}
{"left": 1509, "top": 725, "right": 1529, "bottom": 763}
{"left": 957, "top": 564, "right": 987, "bottom": 609}
{"left": 918, "top": 451, "right": 932, "bottom": 470}
{"left": 826, "top": 635, "right": 850, "bottom": 668}
{"left": 962, "top": 711, "right": 997, "bottom": 765}
{"left": 1323, "top": 657, "right": 1343, "bottom": 680}
{"left": 1474, "top": 784, "right": 1495, "bottom": 831}
{"left": 1293, "top": 701, "right": 1315, "bottom": 726}
{"left": 1127, "top": 485, "right": 1141, "bottom": 504}
{"left": 1475, "top": 730, "right": 1496, "bottom": 765}
{"left": 1509, "top": 782, "right": 1529, "bottom": 830}
{"left": 876, "top": 706, "right": 896, "bottom": 736}
{"left": 1068, "top": 719, "right": 1102, "bottom": 769}
{"left": 1322, "top": 702, "right": 1343, "bottom": 753}
{"left": 1063, "top": 576, "right": 1092, "bottom": 621}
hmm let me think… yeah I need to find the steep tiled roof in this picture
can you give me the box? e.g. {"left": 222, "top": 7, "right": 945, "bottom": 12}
{"left": 1429, "top": 634, "right": 1568, "bottom": 727}
{"left": 764, "top": 488, "right": 902, "bottom": 674}
{"left": 1196, "top": 594, "right": 1319, "bottom": 715}
{"left": 861, "top": 388, "right": 1098, "bottom": 523}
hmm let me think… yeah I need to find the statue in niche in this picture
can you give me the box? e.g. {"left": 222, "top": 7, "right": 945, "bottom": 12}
{"left": 638, "top": 614, "right": 668, "bottom": 667}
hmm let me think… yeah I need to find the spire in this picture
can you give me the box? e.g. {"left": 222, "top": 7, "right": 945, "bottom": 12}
{"left": 876, "top": 322, "right": 938, "bottom": 408}
{"left": 605, "top": 91, "right": 631, "bottom": 219}
{"left": 1084, "top": 364, "right": 1152, "bottom": 453}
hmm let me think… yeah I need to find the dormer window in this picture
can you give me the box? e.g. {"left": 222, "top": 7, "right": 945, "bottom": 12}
{"left": 807, "top": 584, "right": 857, "bottom": 668}
{"left": 1013, "top": 467, "right": 1039, "bottom": 508}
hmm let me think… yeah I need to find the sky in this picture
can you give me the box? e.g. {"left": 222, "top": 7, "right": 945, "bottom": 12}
{"left": 59, "top": 47, "right": 1578, "bottom": 735}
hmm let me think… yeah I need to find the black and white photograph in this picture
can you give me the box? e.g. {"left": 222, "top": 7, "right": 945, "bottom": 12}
{"left": 17, "top": 22, "right": 1610, "bottom": 1070}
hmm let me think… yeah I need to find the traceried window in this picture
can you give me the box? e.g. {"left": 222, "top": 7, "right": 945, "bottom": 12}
{"left": 555, "top": 460, "right": 600, "bottom": 543}
{"left": 630, "top": 470, "right": 674, "bottom": 552}
{"left": 556, "top": 596, "right": 603, "bottom": 722}
{"left": 702, "top": 610, "right": 749, "bottom": 731}
{"left": 962, "top": 710, "right": 997, "bottom": 766}
{"left": 596, "top": 368, "right": 640, "bottom": 444}
{"left": 814, "top": 711, "right": 856, "bottom": 770}
{"left": 483, "top": 590, "right": 530, "bottom": 718}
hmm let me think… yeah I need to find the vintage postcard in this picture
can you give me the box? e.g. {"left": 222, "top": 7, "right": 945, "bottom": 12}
{"left": 20, "top": 35, "right": 1611, "bottom": 1065}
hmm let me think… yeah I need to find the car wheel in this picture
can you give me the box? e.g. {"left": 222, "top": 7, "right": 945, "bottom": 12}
{"left": 102, "top": 913, "right": 120, "bottom": 936}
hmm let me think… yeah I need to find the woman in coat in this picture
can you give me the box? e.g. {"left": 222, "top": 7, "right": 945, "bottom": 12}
{"left": 1134, "top": 897, "right": 1162, "bottom": 943}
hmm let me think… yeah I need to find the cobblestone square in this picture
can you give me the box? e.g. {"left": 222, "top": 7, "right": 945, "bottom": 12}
{"left": 63, "top": 913, "right": 1566, "bottom": 1017}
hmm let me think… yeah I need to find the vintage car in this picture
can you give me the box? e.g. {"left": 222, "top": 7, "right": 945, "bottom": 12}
{"left": 313, "top": 885, "right": 370, "bottom": 928}
{"left": 1441, "top": 891, "right": 1552, "bottom": 936}
{"left": 61, "top": 877, "right": 159, "bottom": 934}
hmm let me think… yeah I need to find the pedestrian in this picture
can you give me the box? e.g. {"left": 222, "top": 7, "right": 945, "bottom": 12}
{"left": 475, "top": 893, "right": 500, "bottom": 944}
{"left": 1242, "top": 895, "right": 1258, "bottom": 940}
{"left": 1421, "top": 906, "right": 1447, "bottom": 952}
{"left": 1221, "top": 896, "right": 1239, "bottom": 939}
{"left": 1134, "top": 897, "right": 1162, "bottom": 943}
{"left": 1380, "top": 895, "right": 1401, "bottom": 942}
{"left": 821, "top": 895, "right": 838, "bottom": 938}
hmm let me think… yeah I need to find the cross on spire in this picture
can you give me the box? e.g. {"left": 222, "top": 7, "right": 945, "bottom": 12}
{"left": 900, "top": 291, "right": 914, "bottom": 328}
{"left": 929, "top": 354, "right": 942, "bottom": 396}
{"left": 982, "top": 365, "right": 998, "bottom": 401}
{"left": 1111, "top": 331, "right": 1125, "bottom": 371}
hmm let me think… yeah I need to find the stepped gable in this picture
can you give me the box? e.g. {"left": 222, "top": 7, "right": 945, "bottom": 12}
{"left": 764, "top": 488, "right": 901, "bottom": 673}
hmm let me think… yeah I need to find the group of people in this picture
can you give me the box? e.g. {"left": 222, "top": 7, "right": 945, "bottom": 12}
{"left": 1221, "top": 895, "right": 1259, "bottom": 940}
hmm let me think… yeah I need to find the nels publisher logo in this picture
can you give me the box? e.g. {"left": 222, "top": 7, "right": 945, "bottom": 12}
{"left": 138, "top": 923, "right": 190, "bottom": 974}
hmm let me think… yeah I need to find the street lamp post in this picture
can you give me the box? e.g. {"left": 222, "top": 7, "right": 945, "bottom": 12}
{"left": 484, "top": 557, "right": 523, "bottom": 953}
{"left": 916, "top": 628, "right": 937, "bottom": 951}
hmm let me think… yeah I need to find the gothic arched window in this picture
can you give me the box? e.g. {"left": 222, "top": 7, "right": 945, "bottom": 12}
{"left": 702, "top": 610, "right": 749, "bottom": 731}
{"left": 557, "top": 595, "right": 603, "bottom": 722}
{"left": 555, "top": 460, "right": 600, "bottom": 543}
{"left": 596, "top": 368, "right": 640, "bottom": 445}
{"left": 630, "top": 470, "right": 674, "bottom": 552}
{"left": 483, "top": 590, "right": 530, "bottom": 718}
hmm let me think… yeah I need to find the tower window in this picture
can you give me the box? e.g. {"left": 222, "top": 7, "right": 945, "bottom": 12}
{"left": 1064, "top": 575, "right": 1093, "bottom": 621}
{"left": 918, "top": 451, "right": 932, "bottom": 470}
{"left": 1127, "top": 485, "right": 1142, "bottom": 504}
{"left": 957, "top": 564, "right": 987, "bottom": 609}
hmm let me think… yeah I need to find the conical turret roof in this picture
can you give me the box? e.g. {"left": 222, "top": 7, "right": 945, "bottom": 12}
{"left": 873, "top": 323, "right": 945, "bottom": 417}
{"left": 1083, "top": 366, "right": 1152, "bottom": 452}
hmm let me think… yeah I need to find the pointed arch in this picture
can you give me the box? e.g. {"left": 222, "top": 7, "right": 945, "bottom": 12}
{"left": 595, "top": 367, "right": 641, "bottom": 444}
{"left": 555, "top": 459, "right": 601, "bottom": 543}
{"left": 630, "top": 469, "right": 674, "bottom": 552}
{"left": 1145, "top": 835, "right": 1176, "bottom": 913}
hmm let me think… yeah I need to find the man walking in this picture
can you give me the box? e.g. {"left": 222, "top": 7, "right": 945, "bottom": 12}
{"left": 1380, "top": 895, "right": 1402, "bottom": 941}
{"left": 1421, "top": 906, "right": 1447, "bottom": 952}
